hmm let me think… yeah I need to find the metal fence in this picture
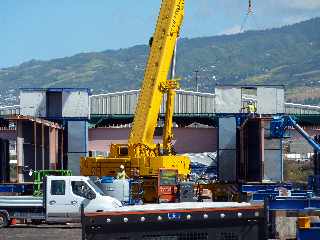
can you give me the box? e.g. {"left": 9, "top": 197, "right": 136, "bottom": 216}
{"left": 285, "top": 103, "right": 320, "bottom": 115}
{"left": 2, "top": 93, "right": 320, "bottom": 117}
{"left": 0, "top": 105, "right": 20, "bottom": 116}
{"left": 90, "top": 89, "right": 215, "bottom": 115}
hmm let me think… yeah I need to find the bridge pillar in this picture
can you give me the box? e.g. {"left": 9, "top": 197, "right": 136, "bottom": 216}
{"left": 16, "top": 117, "right": 64, "bottom": 182}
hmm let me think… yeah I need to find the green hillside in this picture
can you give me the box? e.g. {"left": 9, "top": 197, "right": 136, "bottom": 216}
{"left": 0, "top": 17, "right": 320, "bottom": 105}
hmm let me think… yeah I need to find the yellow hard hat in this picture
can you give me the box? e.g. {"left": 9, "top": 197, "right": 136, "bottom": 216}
{"left": 120, "top": 164, "right": 125, "bottom": 170}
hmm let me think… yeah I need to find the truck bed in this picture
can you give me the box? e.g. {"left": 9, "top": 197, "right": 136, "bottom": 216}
{"left": 0, "top": 196, "right": 43, "bottom": 207}
{"left": 82, "top": 202, "right": 266, "bottom": 240}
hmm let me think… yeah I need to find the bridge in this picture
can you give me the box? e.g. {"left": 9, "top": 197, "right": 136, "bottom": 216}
{"left": 88, "top": 89, "right": 320, "bottom": 127}
{"left": 1, "top": 90, "right": 320, "bottom": 126}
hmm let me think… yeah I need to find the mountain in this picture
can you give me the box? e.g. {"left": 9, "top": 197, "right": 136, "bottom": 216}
{"left": 0, "top": 17, "right": 320, "bottom": 106}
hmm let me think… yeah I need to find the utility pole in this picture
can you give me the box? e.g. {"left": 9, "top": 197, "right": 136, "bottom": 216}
{"left": 212, "top": 75, "right": 217, "bottom": 90}
{"left": 195, "top": 70, "right": 199, "bottom": 92}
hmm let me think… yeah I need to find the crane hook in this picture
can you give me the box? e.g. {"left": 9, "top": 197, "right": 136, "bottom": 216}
{"left": 248, "top": 0, "right": 253, "bottom": 14}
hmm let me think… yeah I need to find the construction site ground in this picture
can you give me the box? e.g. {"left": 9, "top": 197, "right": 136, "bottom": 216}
{"left": 0, "top": 224, "right": 81, "bottom": 240}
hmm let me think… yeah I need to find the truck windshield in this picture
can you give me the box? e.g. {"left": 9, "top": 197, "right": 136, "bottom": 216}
{"left": 87, "top": 180, "right": 106, "bottom": 196}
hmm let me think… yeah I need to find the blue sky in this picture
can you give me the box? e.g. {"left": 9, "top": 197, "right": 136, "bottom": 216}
{"left": 1, "top": 0, "right": 320, "bottom": 68}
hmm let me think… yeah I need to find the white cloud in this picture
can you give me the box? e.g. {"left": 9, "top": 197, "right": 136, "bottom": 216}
{"left": 220, "top": 25, "right": 242, "bottom": 35}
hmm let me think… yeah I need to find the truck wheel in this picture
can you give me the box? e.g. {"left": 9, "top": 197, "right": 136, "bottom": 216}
{"left": 0, "top": 212, "right": 9, "bottom": 228}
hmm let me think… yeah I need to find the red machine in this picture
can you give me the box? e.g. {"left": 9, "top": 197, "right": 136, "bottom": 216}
{"left": 157, "top": 168, "right": 178, "bottom": 203}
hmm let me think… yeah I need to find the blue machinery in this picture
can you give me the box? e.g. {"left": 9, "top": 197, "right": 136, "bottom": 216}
{"left": 236, "top": 115, "right": 320, "bottom": 239}
{"left": 265, "top": 196, "right": 320, "bottom": 239}
{"left": 271, "top": 115, "right": 320, "bottom": 195}
{"left": 240, "top": 115, "right": 320, "bottom": 200}
{"left": 260, "top": 115, "right": 320, "bottom": 239}
{"left": 270, "top": 115, "right": 320, "bottom": 152}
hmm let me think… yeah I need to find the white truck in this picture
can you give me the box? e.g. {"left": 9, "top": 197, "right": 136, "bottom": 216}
{"left": 0, "top": 176, "right": 122, "bottom": 228}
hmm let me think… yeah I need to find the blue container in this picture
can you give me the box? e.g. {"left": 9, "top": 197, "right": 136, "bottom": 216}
{"left": 100, "top": 176, "right": 115, "bottom": 184}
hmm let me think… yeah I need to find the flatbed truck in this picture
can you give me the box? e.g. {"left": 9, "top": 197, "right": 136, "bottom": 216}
{"left": 82, "top": 202, "right": 266, "bottom": 240}
{"left": 0, "top": 176, "right": 122, "bottom": 228}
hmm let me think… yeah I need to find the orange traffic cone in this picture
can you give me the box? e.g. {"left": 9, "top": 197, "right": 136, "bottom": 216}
{"left": 10, "top": 218, "right": 17, "bottom": 225}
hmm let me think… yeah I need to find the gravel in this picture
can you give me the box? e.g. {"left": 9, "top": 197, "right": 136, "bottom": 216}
{"left": 0, "top": 224, "right": 81, "bottom": 240}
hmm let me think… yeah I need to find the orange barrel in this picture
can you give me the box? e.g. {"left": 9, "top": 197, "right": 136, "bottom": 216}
{"left": 298, "top": 217, "right": 311, "bottom": 229}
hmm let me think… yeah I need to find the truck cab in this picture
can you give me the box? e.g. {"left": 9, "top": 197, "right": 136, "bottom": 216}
{"left": 0, "top": 176, "right": 122, "bottom": 228}
{"left": 45, "top": 176, "right": 122, "bottom": 222}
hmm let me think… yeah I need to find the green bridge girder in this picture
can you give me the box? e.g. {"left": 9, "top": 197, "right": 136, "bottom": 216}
{"left": 89, "top": 113, "right": 218, "bottom": 128}
{"left": 89, "top": 113, "right": 320, "bottom": 128}
{"left": 0, "top": 113, "right": 319, "bottom": 128}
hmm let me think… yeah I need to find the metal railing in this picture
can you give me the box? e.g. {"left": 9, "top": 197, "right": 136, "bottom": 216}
{"left": 2, "top": 101, "right": 320, "bottom": 117}
{"left": 0, "top": 105, "right": 20, "bottom": 116}
{"left": 285, "top": 103, "right": 320, "bottom": 115}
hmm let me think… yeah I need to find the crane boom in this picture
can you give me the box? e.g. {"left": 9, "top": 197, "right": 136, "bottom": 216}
{"left": 80, "top": 0, "right": 190, "bottom": 202}
{"left": 129, "top": 0, "right": 184, "bottom": 147}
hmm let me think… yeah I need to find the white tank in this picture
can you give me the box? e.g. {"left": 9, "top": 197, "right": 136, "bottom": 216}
{"left": 96, "top": 177, "right": 130, "bottom": 203}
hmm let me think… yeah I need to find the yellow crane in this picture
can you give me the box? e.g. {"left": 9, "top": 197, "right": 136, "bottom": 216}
{"left": 81, "top": 0, "right": 190, "bottom": 202}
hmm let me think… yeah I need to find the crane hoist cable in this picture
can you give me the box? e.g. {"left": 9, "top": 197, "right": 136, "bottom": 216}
{"left": 240, "top": 0, "right": 258, "bottom": 33}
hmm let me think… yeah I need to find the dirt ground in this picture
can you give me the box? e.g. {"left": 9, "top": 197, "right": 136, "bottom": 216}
{"left": 0, "top": 224, "right": 81, "bottom": 240}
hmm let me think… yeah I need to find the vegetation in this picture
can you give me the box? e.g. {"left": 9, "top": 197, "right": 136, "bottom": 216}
{"left": 284, "top": 159, "right": 313, "bottom": 183}
{"left": 0, "top": 17, "right": 320, "bottom": 105}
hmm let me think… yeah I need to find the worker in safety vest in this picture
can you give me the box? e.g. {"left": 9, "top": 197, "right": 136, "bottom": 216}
{"left": 116, "top": 164, "right": 128, "bottom": 180}
{"left": 246, "top": 100, "right": 256, "bottom": 114}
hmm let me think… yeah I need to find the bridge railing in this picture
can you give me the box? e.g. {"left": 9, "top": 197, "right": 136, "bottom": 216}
{"left": 0, "top": 105, "right": 20, "bottom": 116}
{"left": 284, "top": 103, "right": 320, "bottom": 115}
{"left": 90, "top": 90, "right": 216, "bottom": 115}
{"left": 1, "top": 100, "right": 320, "bottom": 117}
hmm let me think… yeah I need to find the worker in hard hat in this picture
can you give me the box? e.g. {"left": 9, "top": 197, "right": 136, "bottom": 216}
{"left": 116, "top": 165, "right": 128, "bottom": 180}
{"left": 246, "top": 100, "right": 257, "bottom": 116}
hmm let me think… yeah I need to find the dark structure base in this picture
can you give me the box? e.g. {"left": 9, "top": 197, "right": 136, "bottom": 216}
{"left": 82, "top": 206, "right": 266, "bottom": 240}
